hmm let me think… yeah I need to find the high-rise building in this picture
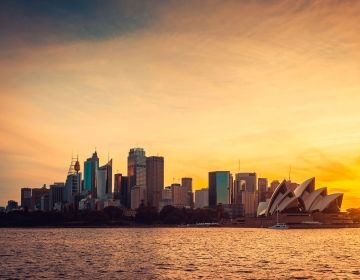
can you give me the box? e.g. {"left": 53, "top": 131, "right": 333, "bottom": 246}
{"left": 234, "top": 173, "right": 257, "bottom": 216}
{"left": 128, "top": 148, "right": 146, "bottom": 209}
{"left": 49, "top": 182, "right": 65, "bottom": 210}
{"left": 146, "top": 156, "right": 164, "bottom": 209}
{"left": 114, "top": 173, "right": 128, "bottom": 207}
{"left": 208, "top": 171, "right": 231, "bottom": 208}
{"left": 41, "top": 193, "right": 50, "bottom": 211}
{"left": 181, "top": 177, "right": 193, "bottom": 208}
{"left": 31, "top": 185, "right": 49, "bottom": 210}
{"left": 97, "top": 159, "right": 112, "bottom": 200}
{"left": 6, "top": 200, "right": 18, "bottom": 211}
{"left": 20, "top": 188, "right": 32, "bottom": 210}
{"left": 64, "top": 156, "right": 81, "bottom": 204}
{"left": 171, "top": 183, "right": 188, "bottom": 207}
{"left": 84, "top": 151, "right": 99, "bottom": 198}
{"left": 235, "top": 173, "right": 257, "bottom": 193}
{"left": 258, "top": 178, "right": 268, "bottom": 203}
{"left": 195, "top": 188, "right": 209, "bottom": 209}
{"left": 159, "top": 186, "right": 172, "bottom": 210}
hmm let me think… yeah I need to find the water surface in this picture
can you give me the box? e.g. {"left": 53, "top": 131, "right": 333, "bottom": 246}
{"left": 1, "top": 228, "right": 359, "bottom": 279}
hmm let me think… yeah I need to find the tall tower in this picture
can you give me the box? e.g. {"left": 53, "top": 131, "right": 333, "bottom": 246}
{"left": 146, "top": 156, "right": 164, "bottom": 209}
{"left": 65, "top": 155, "right": 82, "bottom": 203}
{"left": 127, "top": 148, "right": 146, "bottom": 209}
{"left": 208, "top": 171, "right": 231, "bottom": 208}
{"left": 97, "top": 159, "right": 112, "bottom": 199}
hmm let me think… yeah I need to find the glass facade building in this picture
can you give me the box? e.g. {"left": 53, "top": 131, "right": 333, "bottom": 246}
{"left": 208, "top": 171, "right": 231, "bottom": 208}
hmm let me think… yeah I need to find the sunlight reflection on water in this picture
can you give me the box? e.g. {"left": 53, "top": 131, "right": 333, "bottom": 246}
{"left": 0, "top": 228, "right": 359, "bottom": 279}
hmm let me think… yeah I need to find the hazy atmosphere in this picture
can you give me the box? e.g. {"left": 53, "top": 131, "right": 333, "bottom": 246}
{"left": 1, "top": 0, "right": 360, "bottom": 209}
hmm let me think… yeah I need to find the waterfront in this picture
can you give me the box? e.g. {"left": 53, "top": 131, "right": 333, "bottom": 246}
{"left": 1, "top": 228, "right": 360, "bottom": 279}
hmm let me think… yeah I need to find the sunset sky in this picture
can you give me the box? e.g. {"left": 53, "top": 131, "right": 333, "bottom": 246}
{"left": 1, "top": 0, "right": 360, "bottom": 209}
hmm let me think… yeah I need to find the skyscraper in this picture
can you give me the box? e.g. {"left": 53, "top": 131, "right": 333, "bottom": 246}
{"left": 20, "top": 187, "right": 32, "bottom": 210}
{"left": 258, "top": 178, "right": 268, "bottom": 203}
{"left": 234, "top": 173, "right": 257, "bottom": 217}
{"left": 114, "top": 173, "right": 128, "bottom": 207}
{"left": 84, "top": 151, "right": 99, "bottom": 198}
{"left": 235, "top": 173, "right": 257, "bottom": 193}
{"left": 146, "top": 156, "right": 164, "bottom": 209}
{"left": 49, "top": 182, "right": 65, "bottom": 210}
{"left": 31, "top": 185, "right": 49, "bottom": 210}
{"left": 208, "top": 171, "right": 231, "bottom": 208}
{"left": 127, "top": 148, "right": 146, "bottom": 209}
{"left": 181, "top": 177, "right": 193, "bottom": 208}
{"left": 97, "top": 159, "right": 112, "bottom": 200}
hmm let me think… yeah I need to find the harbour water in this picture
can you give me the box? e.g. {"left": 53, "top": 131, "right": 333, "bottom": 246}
{"left": 1, "top": 228, "right": 359, "bottom": 279}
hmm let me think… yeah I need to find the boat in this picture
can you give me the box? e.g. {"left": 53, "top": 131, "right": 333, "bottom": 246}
{"left": 269, "top": 208, "right": 289, "bottom": 229}
{"left": 269, "top": 223, "right": 289, "bottom": 229}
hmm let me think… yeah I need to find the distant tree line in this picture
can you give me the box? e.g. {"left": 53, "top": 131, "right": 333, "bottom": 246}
{"left": 0, "top": 205, "right": 228, "bottom": 227}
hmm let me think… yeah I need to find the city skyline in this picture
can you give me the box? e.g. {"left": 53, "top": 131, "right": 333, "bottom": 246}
{"left": 1, "top": 1, "right": 360, "bottom": 209}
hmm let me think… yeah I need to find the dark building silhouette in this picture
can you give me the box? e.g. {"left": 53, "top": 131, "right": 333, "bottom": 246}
{"left": 31, "top": 185, "right": 49, "bottom": 210}
{"left": 49, "top": 183, "right": 64, "bottom": 210}
{"left": 209, "top": 171, "right": 231, "bottom": 208}
{"left": 114, "top": 173, "right": 128, "bottom": 207}
{"left": 146, "top": 156, "right": 164, "bottom": 209}
{"left": 181, "top": 177, "right": 193, "bottom": 208}
{"left": 21, "top": 187, "right": 32, "bottom": 210}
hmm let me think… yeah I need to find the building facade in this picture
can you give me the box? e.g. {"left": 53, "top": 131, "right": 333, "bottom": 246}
{"left": 84, "top": 151, "right": 99, "bottom": 198}
{"left": 128, "top": 148, "right": 147, "bottom": 209}
{"left": 146, "top": 156, "right": 164, "bottom": 209}
{"left": 20, "top": 187, "right": 32, "bottom": 210}
{"left": 208, "top": 171, "right": 231, "bottom": 208}
{"left": 195, "top": 188, "right": 209, "bottom": 209}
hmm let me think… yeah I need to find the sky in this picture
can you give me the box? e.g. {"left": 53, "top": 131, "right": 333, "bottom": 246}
{"left": 1, "top": 0, "right": 360, "bottom": 209}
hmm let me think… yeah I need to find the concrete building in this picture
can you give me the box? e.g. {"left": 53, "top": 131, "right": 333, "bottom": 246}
{"left": 208, "top": 171, "right": 232, "bottom": 208}
{"left": 128, "top": 148, "right": 146, "bottom": 209}
{"left": 258, "top": 178, "right": 268, "bottom": 203}
{"left": 194, "top": 188, "right": 209, "bottom": 209}
{"left": 159, "top": 186, "right": 172, "bottom": 210}
{"left": 49, "top": 182, "right": 64, "bottom": 210}
{"left": 20, "top": 187, "right": 32, "bottom": 210}
{"left": 146, "top": 156, "right": 164, "bottom": 209}
{"left": 235, "top": 173, "right": 257, "bottom": 193}
{"left": 31, "top": 185, "right": 49, "bottom": 210}
{"left": 171, "top": 183, "right": 188, "bottom": 208}
{"left": 114, "top": 173, "right": 128, "bottom": 207}
{"left": 97, "top": 159, "right": 112, "bottom": 200}
{"left": 181, "top": 177, "right": 193, "bottom": 208}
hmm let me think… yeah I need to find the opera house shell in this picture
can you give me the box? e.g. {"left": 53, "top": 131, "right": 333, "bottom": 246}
{"left": 257, "top": 178, "right": 343, "bottom": 217}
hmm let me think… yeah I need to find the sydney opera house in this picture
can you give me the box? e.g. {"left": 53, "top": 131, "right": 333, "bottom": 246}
{"left": 257, "top": 177, "right": 344, "bottom": 217}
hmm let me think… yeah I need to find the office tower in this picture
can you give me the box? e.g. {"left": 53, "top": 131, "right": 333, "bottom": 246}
{"left": 97, "top": 159, "right": 112, "bottom": 200}
{"left": 40, "top": 193, "right": 50, "bottom": 211}
{"left": 84, "top": 151, "right": 99, "bottom": 198}
{"left": 258, "top": 178, "right": 268, "bottom": 203}
{"left": 230, "top": 177, "right": 244, "bottom": 205}
{"left": 195, "top": 188, "right": 209, "bottom": 209}
{"left": 49, "top": 182, "right": 65, "bottom": 210}
{"left": 234, "top": 173, "right": 257, "bottom": 217}
{"left": 171, "top": 183, "right": 188, "bottom": 207}
{"left": 235, "top": 173, "right": 257, "bottom": 193}
{"left": 181, "top": 177, "right": 193, "bottom": 208}
{"left": 208, "top": 171, "right": 232, "bottom": 208}
{"left": 114, "top": 173, "right": 128, "bottom": 207}
{"left": 127, "top": 148, "right": 146, "bottom": 209}
{"left": 31, "top": 185, "right": 49, "bottom": 210}
{"left": 64, "top": 156, "right": 82, "bottom": 204}
{"left": 20, "top": 188, "right": 32, "bottom": 210}
{"left": 146, "top": 156, "right": 164, "bottom": 209}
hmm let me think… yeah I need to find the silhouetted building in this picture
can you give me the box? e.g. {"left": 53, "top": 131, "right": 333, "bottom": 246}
{"left": 146, "top": 156, "right": 164, "bottom": 209}
{"left": 258, "top": 178, "right": 268, "bottom": 203}
{"left": 21, "top": 187, "right": 32, "bottom": 210}
{"left": 6, "top": 200, "right": 18, "bottom": 211}
{"left": 32, "top": 185, "right": 49, "bottom": 210}
{"left": 159, "top": 186, "right": 172, "bottom": 210}
{"left": 41, "top": 193, "right": 50, "bottom": 211}
{"left": 195, "top": 188, "right": 209, "bottom": 209}
{"left": 49, "top": 182, "right": 64, "bottom": 210}
{"left": 114, "top": 173, "right": 128, "bottom": 207}
{"left": 208, "top": 171, "right": 232, "bottom": 208}
{"left": 84, "top": 151, "right": 99, "bottom": 198}
{"left": 128, "top": 148, "right": 146, "bottom": 209}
